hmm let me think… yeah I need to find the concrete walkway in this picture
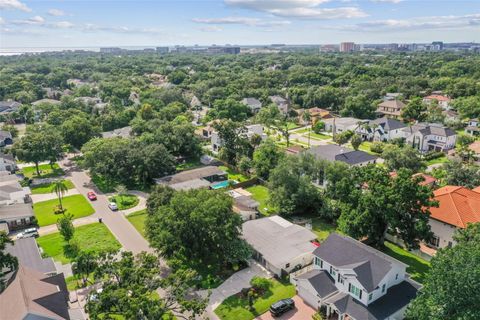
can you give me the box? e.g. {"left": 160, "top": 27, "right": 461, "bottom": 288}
{"left": 31, "top": 189, "right": 80, "bottom": 203}
{"left": 199, "top": 260, "right": 272, "bottom": 320}
{"left": 57, "top": 156, "right": 152, "bottom": 254}
{"left": 38, "top": 216, "right": 100, "bottom": 236}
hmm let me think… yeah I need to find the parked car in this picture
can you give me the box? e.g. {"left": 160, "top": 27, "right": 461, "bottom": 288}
{"left": 108, "top": 202, "right": 118, "bottom": 211}
{"left": 87, "top": 191, "right": 97, "bottom": 201}
{"left": 17, "top": 228, "right": 39, "bottom": 239}
{"left": 270, "top": 298, "right": 295, "bottom": 317}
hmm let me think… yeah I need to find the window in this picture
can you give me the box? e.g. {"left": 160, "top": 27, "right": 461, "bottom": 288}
{"left": 395, "top": 274, "right": 398, "bottom": 280}
{"left": 429, "top": 236, "right": 440, "bottom": 248}
{"left": 368, "top": 293, "right": 373, "bottom": 301}
{"left": 382, "top": 284, "right": 386, "bottom": 293}
{"left": 337, "top": 274, "right": 344, "bottom": 284}
{"left": 285, "top": 263, "right": 290, "bottom": 269}
{"left": 329, "top": 266, "right": 336, "bottom": 276}
{"left": 348, "top": 283, "right": 361, "bottom": 298}
{"left": 315, "top": 257, "right": 323, "bottom": 268}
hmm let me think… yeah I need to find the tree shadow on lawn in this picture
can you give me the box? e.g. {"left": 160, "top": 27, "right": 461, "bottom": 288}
{"left": 63, "top": 242, "right": 80, "bottom": 260}
{"left": 380, "top": 243, "right": 430, "bottom": 283}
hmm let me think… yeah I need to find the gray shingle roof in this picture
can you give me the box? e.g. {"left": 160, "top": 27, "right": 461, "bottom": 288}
{"left": 5, "top": 238, "right": 56, "bottom": 274}
{"left": 403, "top": 123, "right": 456, "bottom": 137}
{"left": 325, "top": 278, "right": 420, "bottom": 320}
{"left": 369, "top": 117, "right": 406, "bottom": 131}
{"left": 306, "top": 145, "right": 377, "bottom": 166}
{"left": 0, "top": 203, "right": 34, "bottom": 221}
{"left": 313, "top": 234, "right": 407, "bottom": 292}
{"left": 297, "top": 269, "right": 338, "bottom": 298}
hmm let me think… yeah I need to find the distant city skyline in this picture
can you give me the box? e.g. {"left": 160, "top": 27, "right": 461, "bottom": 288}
{"left": 1, "top": 0, "right": 479, "bottom": 48}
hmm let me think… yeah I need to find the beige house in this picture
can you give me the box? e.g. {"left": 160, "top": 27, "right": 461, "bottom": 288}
{"left": 376, "top": 100, "right": 406, "bottom": 119}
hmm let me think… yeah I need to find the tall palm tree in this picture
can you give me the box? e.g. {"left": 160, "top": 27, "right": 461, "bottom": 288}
{"left": 52, "top": 180, "right": 69, "bottom": 212}
{"left": 302, "top": 111, "right": 312, "bottom": 148}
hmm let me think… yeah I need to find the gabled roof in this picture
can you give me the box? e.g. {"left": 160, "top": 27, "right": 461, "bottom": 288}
{"left": 402, "top": 123, "right": 456, "bottom": 137}
{"left": 377, "top": 100, "right": 406, "bottom": 110}
{"left": 6, "top": 238, "right": 57, "bottom": 274}
{"left": 430, "top": 186, "right": 480, "bottom": 228}
{"left": 0, "top": 266, "right": 69, "bottom": 320}
{"left": 307, "top": 145, "right": 377, "bottom": 166}
{"left": 313, "top": 234, "right": 407, "bottom": 292}
{"left": 369, "top": 117, "right": 406, "bottom": 131}
{"left": 297, "top": 269, "right": 338, "bottom": 298}
{"left": 424, "top": 95, "right": 451, "bottom": 102}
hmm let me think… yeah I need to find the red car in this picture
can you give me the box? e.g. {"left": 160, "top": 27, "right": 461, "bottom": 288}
{"left": 87, "top": 192, "right": 97, "bottom": 201}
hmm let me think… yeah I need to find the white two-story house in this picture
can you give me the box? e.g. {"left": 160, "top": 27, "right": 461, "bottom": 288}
{"left": 403, "top": 123, "right": 456, "bottom": 153}
{"left": 293, "top": 234, "right": 420, "bottom": 320}
{"left": 356, "top": 117, "right": 407, "bottom": 142}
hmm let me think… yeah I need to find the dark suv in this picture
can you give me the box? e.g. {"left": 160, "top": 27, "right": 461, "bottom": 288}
{"left": 270, "top": 298, "right": 295, "bottom": 317}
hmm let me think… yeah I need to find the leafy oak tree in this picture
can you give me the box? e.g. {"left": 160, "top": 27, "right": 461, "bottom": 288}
{"left": 61, "top": 115, "right": 100, "bottom": 149}
{"left": 406, "top": 223, "right": 480, "bottom": 320}
{"left": 382, "top": 144, "right": 425, "bottom": 172}
{"left": 253, "top": 139, "right": 284, "bottom": 180}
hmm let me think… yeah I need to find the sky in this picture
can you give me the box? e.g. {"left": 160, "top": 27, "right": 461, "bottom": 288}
{"left": 1, "top": 0, "right": 479, "bottom": 48}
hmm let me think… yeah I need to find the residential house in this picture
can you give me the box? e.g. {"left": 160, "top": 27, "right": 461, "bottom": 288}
{"left": 6, "top": 238, "right": 57, "bottom": 275}
{"left": 241, "top": 98, "right": 262, "bottom": 114}
{"left": 323, "top": 117, "right": 364, "bottom": 134}
{"left": 383, "top": 93, "right": 402, "bottom": 101}
{"left": 228, "top": 188, "right": 259, "bottom": 221}
{"left": 269, "top": 95, "right": 289, "bottom": 115}
{"left": 294, "top": 233, "right": 420, "bottom": 320}
{"left": 0, "top": 180, "right": 31, "bottom": 205}
{"left": 155, "top": 166, "right": 227, "bottom": 191}
{"left": 442, "top": 109, "right": 459, "bottom": 123}
{"left": 0, "top": 100, "right": 21, "bottom": 115}
{"left": 31, "top": 99, "right": 62, "bottom": 107}
{"left": 0, "top": 131, "right": 13, "bottom": 147}
{"left": 465, "top": 118, "right": 480, "bottom": 136}
{"left": 306, "top": 145, "right": 378, "bottom": 167}
{"left": 0, "top": 153, "right": 16, "bottom": 172}
{"left": 211, "top": 124, "right": 267, "bottom": 152}
{"left": 0, "top": 266, "right": 70, "bottom": 320}
{"left": 426, "top": 186, "right": 480, "bottom": 249}
{"left": 242, "top": 216, "right": 318, "bottom": 276}
{"left": 101, "top": 126, "right": 132, "bottom": 139}
{"left": 389, "top": 172, "right": 437, "bottom": 188}
{"left": 423, "top": 94, "right": 451, "bottom": 110}
{"left": 403, "top": 123, "right": 457, "bottom": 152}
{"left": 357, "top": 117, "right": 406, "bottom": 142}
{"left": 0, "top": 203, "right": 35, "bottom": 233}
{"left": 376, "top": 100, "right": 406, "bottom": 119}
{"left": 298, "top": 108, "right": 334, "bottom": 125}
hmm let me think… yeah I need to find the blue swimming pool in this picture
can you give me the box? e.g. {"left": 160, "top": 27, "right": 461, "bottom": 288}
{"left": 211, "top": 180, "right": 237, "bottom": 189}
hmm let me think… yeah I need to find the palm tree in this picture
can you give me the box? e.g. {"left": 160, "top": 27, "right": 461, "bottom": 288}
{"left": 302, "top": 111, "right": 312, "bottom": 148}
{"left": 52, "top": 180, "right": 69, "bottom": 212}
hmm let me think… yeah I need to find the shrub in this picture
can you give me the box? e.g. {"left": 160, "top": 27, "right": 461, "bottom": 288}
{"left": 250, "top": 276, "right": 271, "bottom": 292}
{"left": 313, "top": 121, "right": 325, "bottom": 134}
{"left": 424, "top": 151, "right": 445, "bottom": 161}
{"left": 370, "top": 141, "right": 385, "bottom": 154}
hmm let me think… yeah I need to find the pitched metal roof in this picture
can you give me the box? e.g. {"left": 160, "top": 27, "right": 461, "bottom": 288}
{"left": 313, "top": 234, "right": 407, "bottom": 292}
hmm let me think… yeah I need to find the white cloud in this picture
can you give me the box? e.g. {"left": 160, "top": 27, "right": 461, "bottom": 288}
{"left": 82, "top": 23, "right": 163, "bottom": 35}
{"left": 338, "top": 13, "right": 480, "bottom": 31}
{"left": 0, "top": 17, "right": 5, "bottom": 25}
{"left": 193, "top": 16, "right": 290, "bottom": 27}
{"left": 48, "top": 9, "right": 65, "bottom": 16}
{"left": 224, "top": 0, "right": 367, "bottom": 19}
{"left": 0, "top": 0, "right": 31, "bottom": 12}
{"left": 53, "top": 21, "right": 74, "bottom": 28}
{"left": 371, "top": 0, "right": 402, "bottom": 3}
{"left": 200, "top": 25, "right": 224, "bottom": 32}
{"left": 13, "top": 15, "right": 45, "bottom": 25}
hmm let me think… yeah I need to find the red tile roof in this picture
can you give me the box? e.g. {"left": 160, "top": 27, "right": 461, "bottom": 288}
{"left": 424, "top": 95, "right": 451, "bottom": 102}
{"left": 430, "top": 186, "right": 480, "bottom": 228}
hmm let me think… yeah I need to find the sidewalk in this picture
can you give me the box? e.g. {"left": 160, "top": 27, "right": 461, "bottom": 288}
{"left": 38, "top": 216, "right": 100, "bottom": 236}
{"left": 31, "top": 189, "right": 80, "bottom": 203}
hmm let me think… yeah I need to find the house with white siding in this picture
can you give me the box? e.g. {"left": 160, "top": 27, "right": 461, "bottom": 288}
{"left": 403, "top": 123, "right": 456, "bottom": 153}
{"left": 293, "top": 234, "right": 420, "bottom": 320}
{"left": 356, "top": 117, "right": 407, "bottom": 142}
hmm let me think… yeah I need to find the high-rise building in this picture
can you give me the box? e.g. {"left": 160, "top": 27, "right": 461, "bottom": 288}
{"left": 340, "top": 42, "right": 355, "bottom": 52}
{"left": 156, "top": 47, "right": 169, "bottom": 54}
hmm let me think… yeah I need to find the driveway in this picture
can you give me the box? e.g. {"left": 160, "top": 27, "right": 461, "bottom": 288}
{"left": 256, "top": 296, "right": 316, "bottom": 320}
{"left": 201, "top": 260, "right": 272, "bottom": 320}
{"left": 58, "top": 155, "right": 152, "bottom": 254}
{"left": 31, "top": 189, "right": 80, "bottom": 203}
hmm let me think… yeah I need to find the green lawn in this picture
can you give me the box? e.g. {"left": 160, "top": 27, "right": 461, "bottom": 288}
{"left": 310, "top": 217, "right": 339, "bottom": 241}
{"left": 219, "top": 166, "right": 250, "bottom": 182}
{"left": 30, "top": 179, "right": 75, "bottom": 194}
{"left": 22, "top": 163, "right": 64, "bottom": 179}
{"left": 215, "top": 279, "right": 296, "bottom": 320}
{"left": 108, "top": 194, "right": 139, "bottom": 210}
{"left": 425, "top": 155, "right": 449, "bottom": 166}
{"left": 245, "top": 185, "right": 276, "bottom": 216}
{"left": 380, "top": 241, "right": 431, "bottom": 284}
{"left": 309, "top": 132, "right": 331, "bottom": 140}
{"left": 36, "top": 223, "right": 121, "bottom": 264}
{"left": 126, "top": 209, "right": 147, "bottom": 237}
{"left": 286, "top": 122, "right": 299, "bottom": 130}
{"left": 176, "top": 157, "right": 202, "bottom": 171}
{"left": 33, "top": 194, "right": 95, "bottom": 226}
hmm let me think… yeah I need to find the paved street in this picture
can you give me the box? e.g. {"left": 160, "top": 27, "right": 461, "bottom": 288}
{"left": 58, "top": 156, "right": 152, "bottom": 254}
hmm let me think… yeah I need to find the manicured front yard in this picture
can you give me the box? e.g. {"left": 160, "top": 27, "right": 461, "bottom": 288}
{"left": 310, "top": 217, "right": 339, "bottom": 241}
{"left": 219, "top": 166, "right": 249, "bottom": 182}
{"left": 245, "top": 185, "right": 276, "bottom": 216}
{"left": 214, "top": 278, "right": 296, "bottom": 320}
{"left": 380, "top": 241, "right": 430, "bottom": 284}
{"left": 108, "top": 194, "right": 139, "bottom": 210}
{"left": 425, "top": 155, "right": 449, "bottom": 166}
{"left": 36, "top": 223, "right": 121, "bottom": 264}
{"left": 33, "top": 194, "right": 95, "bottom": 226}
{"left": 21, "top": 163, "right": 64, "bottom": 179}
{"left": 126, "top": 209, "right": 147, "bottom": 237}
{"left": 30, "top": 179, "right": 75, "bottom": 194}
